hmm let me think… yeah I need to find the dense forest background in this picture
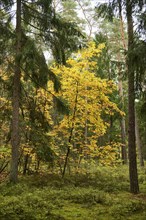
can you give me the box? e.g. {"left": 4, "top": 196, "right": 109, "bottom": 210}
{"left": 0, "top": 0, "right": 146, "bottom": 219}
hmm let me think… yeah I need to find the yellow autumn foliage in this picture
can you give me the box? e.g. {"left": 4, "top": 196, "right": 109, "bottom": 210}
{"left": 49, "top": 42, "right": 124, "bottom": 166}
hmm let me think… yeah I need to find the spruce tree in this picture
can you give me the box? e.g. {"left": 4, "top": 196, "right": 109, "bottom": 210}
{"left": 95, "top": 0, "right": 146, "bottom": 193}
{"left": 0, "top": 0, "right": 84, "bottom": 182}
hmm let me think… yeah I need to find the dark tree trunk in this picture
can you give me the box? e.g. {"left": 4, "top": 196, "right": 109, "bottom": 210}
{"left": 62, "top": 83, "right": 79, "bottom": 177}
{"left": 126, "top": 0, "right": 139, "bottom": 194}
{"left": 135, "top": 112, "right": 144, "bottom": 167}
{"left": 23, "top": 154, "right": 29, "bottom": 175}
{"left": 10, "top": 0, "right": 22, "bottom": 183}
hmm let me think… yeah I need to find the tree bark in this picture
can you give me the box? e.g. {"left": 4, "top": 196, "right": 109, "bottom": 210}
{"left": 126, "top": 0, "right": 139, "bottom": 194}
{"left": 118, "top": 75, "right": 127, "bottom": 164}
{"left": 10, "top": 0, "right": 22, "bottom": 183}
{"left": 62, "top": 82, "right": 79, "bottom": 177}
{"left": 23, "top": 154, "right": 29, "bottom": 175}
{"left": 118, "top": 0, "right": 127, "bottom": 164}
{"left": 135, "top": 111, "right": 144, "bottom": 167}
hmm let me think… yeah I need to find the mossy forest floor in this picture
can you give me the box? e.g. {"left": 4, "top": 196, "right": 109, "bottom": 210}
{"left": 0, "top": 165, "right": 146, "bottom": 220}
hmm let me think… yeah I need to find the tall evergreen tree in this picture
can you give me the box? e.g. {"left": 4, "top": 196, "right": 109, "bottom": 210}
{"left": 0, "top": 0, "right": 84, "bottom": 182}
{"left": 9, "top": 0, "right": 22, "bottom": 183}
{"left": 95, "top": 0, "right": 146, "bottom": 193}
{"left": 126, "top": 0, "right": 139, "bottom": 193}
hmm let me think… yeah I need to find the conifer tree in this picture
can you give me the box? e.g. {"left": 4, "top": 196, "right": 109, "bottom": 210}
{"left": 0, "top": 0, "right": 85, "bottom": 182}
{"left": 95, "top": 0, "right": 146, "bottom": 193}
{"left": 9, "top": 0, "right": 22, "bottom": 183}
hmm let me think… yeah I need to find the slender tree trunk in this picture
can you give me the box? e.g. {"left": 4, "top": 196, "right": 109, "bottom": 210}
{"left": 23, "top": 154, "right": 29, "bottom": 175}
{"left": 10, "top": 0, "right": 22, "bottom": 183}
{"left": 62, "top": 83, "right": 79, "bottom": 177}
{"left": 135, "top": 112, "right": 144, "bottom": 167}
{"left": 62, "top": 146, "right": 70, "bottom": 177}
{"left": 0, "top": 161, "right": 9, "bottom": 174}
{"left": 126, "top": 0, "right": 139, "bottom": 194}
{"left": 120, "top": 117, "right": 127, "bottom": 163}
{"left": 118, "top": 75, "right": 127, "bottom": 164}
{"left": 118, "top": 0, "right": 127, "bottom": 50}
{"left": 118, "top": 79, "right": 128, "bottom": 164}
{"left": 117, "top": 2, "right": 128, "bottom": 164}
{"left": 84, "top": 88, "right": 88, "bottom": 157}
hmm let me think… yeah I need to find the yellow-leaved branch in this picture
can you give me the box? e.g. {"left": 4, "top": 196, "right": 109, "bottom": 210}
{"left": 49, "top": 42, "right": 124, "bottom": 174}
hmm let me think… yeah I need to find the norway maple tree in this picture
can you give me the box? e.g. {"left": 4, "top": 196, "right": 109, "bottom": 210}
{"left": 50, "top": 42, "right": 124, "bottom": 175}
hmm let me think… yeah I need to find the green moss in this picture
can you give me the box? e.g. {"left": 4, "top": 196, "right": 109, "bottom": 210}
{"left": 0, "top": 166, "right": 146, "bottom": 220}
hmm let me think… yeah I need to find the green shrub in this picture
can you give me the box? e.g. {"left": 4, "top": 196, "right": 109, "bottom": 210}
{"left": 0, "top": 165, "right": 146, "bottom": 220}
{"left": 0, "top": 192, "right": 64, "bottom": 220}
{"left": 110, "top": 199, "right": 146, "bottom": 219}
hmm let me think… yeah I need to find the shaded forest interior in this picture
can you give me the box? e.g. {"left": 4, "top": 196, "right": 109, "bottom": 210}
{"left": 0, "top": 0, "right": 146, "bottom": 219}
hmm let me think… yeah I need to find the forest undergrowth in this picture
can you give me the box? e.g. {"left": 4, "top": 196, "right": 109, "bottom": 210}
{"left": 0, "top": 165, "right": 146, "bottom": 220}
